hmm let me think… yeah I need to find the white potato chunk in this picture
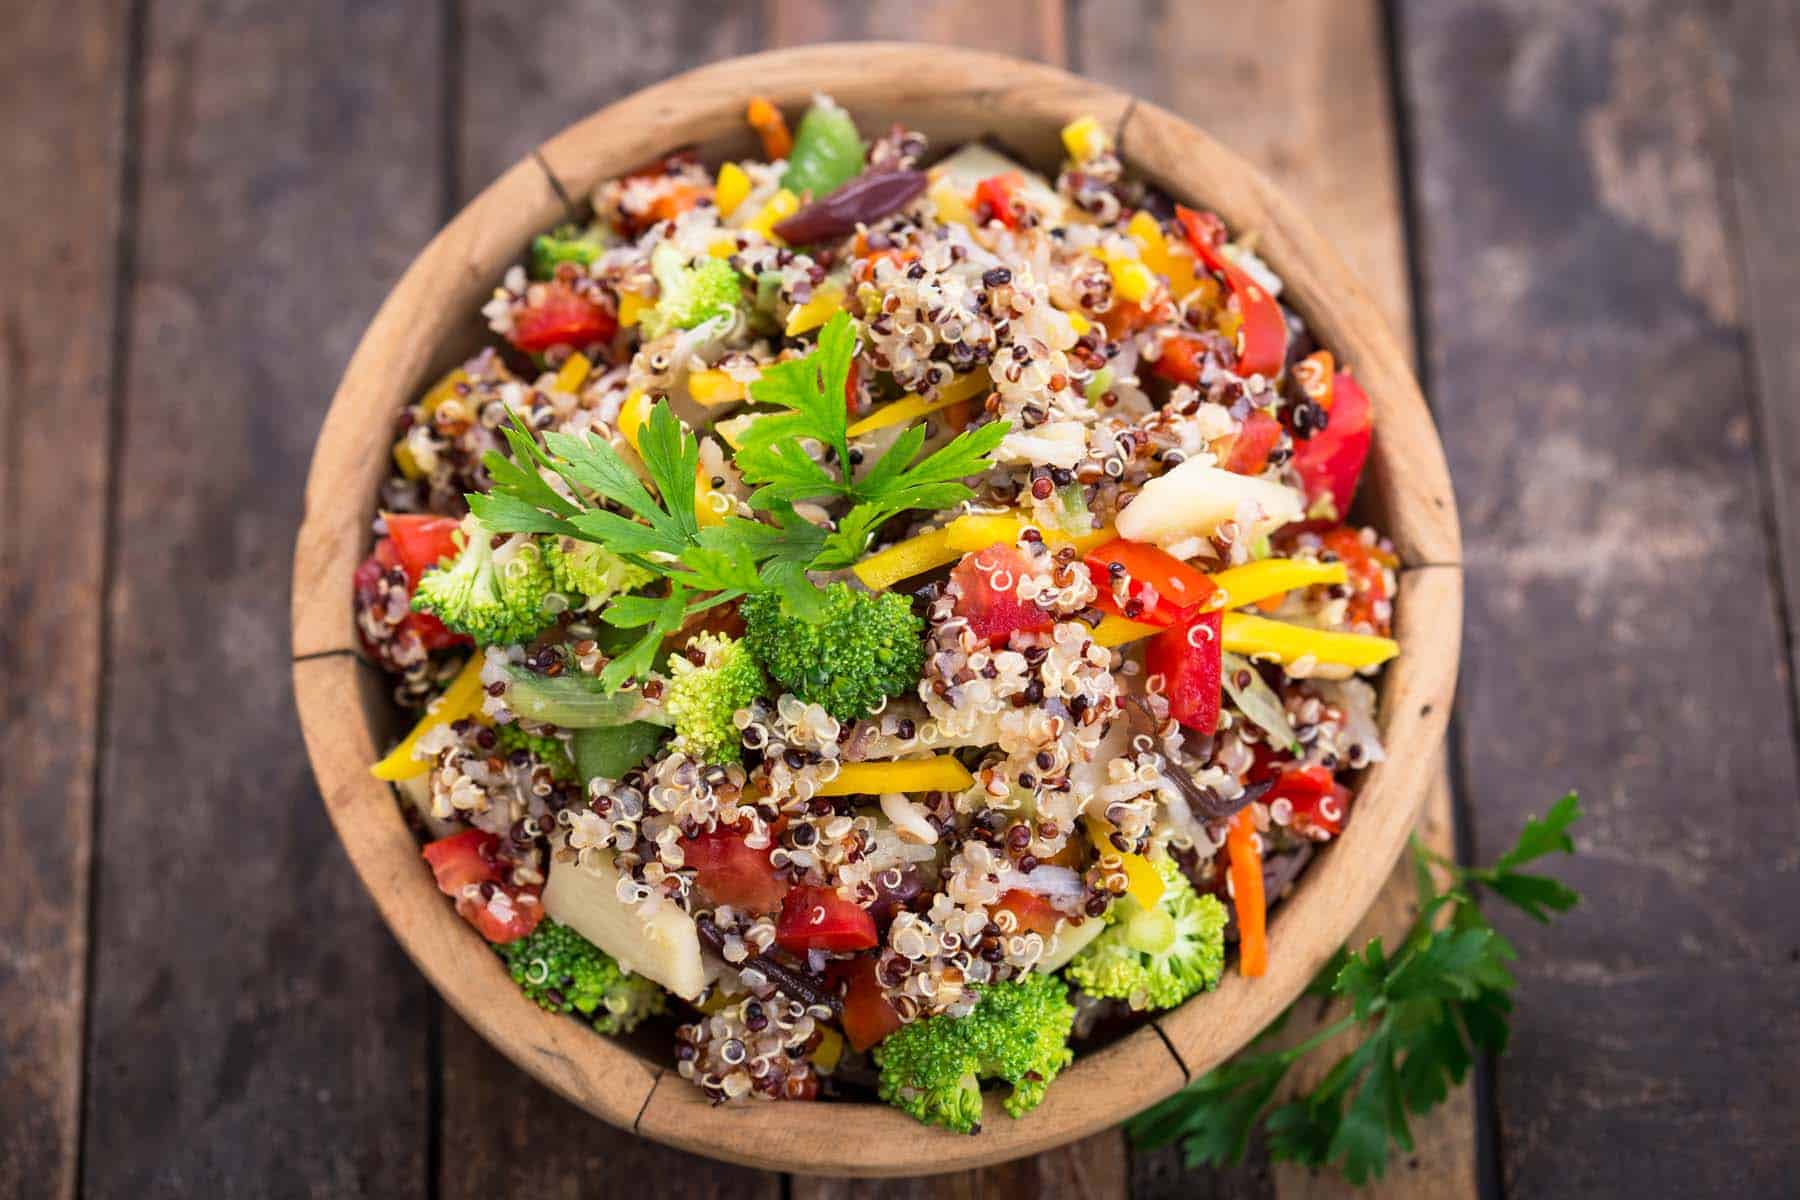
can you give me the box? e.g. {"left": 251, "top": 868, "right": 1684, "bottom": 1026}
{"left": 1116, "top": 458, "right": 1303, "bottom": 549}
{"left": 542, "top": 840, "right": 706, "bottom": 1001}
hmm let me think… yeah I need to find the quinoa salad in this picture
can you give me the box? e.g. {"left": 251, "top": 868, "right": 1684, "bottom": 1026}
{"left": 356, "top": 98, "right": 1398, "bottom": 1132}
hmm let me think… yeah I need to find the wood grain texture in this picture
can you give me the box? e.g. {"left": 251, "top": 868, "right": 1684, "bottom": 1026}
{"left": 440, "top": 6, "right": 772, "bottom": 1196}
{"left": 1728, "top": 0, "right": 1800, "bottom": 726}
{"left": 0, "top": 2, "right": 126, "bottom": 1197}
{"left": 765, "top": 0, "right": 1066, "bottom": 63}
{"left": 1397, "top": 0, "right": 1800, "bottom": 1194}
{"left": 788, "top": 1132, "right": 1127, "bottom": 1200}
{"left": 80, "top": 3, "right": 443, "bottom": 1194}
{"left": 295, "top": 44, "right": 1459, "bottom": 1178}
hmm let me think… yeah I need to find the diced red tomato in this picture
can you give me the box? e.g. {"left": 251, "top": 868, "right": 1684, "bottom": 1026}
{"left": 422, "top": 830, "right": 542, "bottom": 943}
{"left": 974, "top": 173, "right": 1024, "bottom": 229}
{"left": 1100, "top": 298, "right": 1163, "bottom": 340}
{"left": 776, "top": 885, "right": 878, "bottom": 953}
{"left": 1085, "top": 538, "right": 1219, "bottom": 627}
{"left": 680, "top": 826, "right": 790, "bottom": 914}
{"left": 356, "top": 536, "right": 469, "bottom": 652}
{"left": 1261, "top": 764, "right": 1351, "bottom": 837}
{"left": 1174, "top": 205, "right": 1287, "bottom": 379}
{"left": 993, "top": 888, "right": 1062, "bottom": 938}
{"left": 1290, "top": 370, "right": 1373, "bottom": 525}
{"left": 1152, "top": 334, "right": 1207, "bottom": 386}
{"left": 1222, "top": 410, "right": 1283, "bottom": 476}
{"left": 507, "top": 281, "right": 617, "bottom": 354}
{"left": 836, "top": 956, "right": 904, "bottom": 1052}
{"left": 384, "top": 513, "right": 463, "bottom": 582}
{"left": 950, "top": 544, "right": 1056, "bottom": 647}
{"left": 1319, "top": 526, "right": 1397, "bottom": 635}
{"left": 1146, "top": 608, "right": 1223, "bottom": 734}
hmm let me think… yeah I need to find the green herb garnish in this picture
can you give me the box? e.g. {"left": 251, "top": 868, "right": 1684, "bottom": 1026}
{"left": 468, "top": 311, "right": 1006, "bottom": 688}
{"left": 1128, "top": 793, "right": 1582, "bottom": 1186}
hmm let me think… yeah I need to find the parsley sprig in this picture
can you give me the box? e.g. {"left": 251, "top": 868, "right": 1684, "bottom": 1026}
{"left": 735, "top": 311, "right": 1009, "bottom": 568}
{"left": 466, "top": 310, "right": 1006, "bottom": 685}
{"left": 1128, "top": 793, "right": 1582, "bottom": 1186}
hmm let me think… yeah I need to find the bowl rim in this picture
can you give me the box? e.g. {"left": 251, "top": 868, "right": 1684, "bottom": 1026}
{"left": 291, "top": 42, "right": 1461, "bottom": 1177}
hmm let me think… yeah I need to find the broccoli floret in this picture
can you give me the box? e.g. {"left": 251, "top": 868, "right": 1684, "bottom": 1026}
{"left": 741, "top": 584, "right": 924, "bottom": 721}
{"left": 497, "top": 918, "right": 666, "bottom": 1035}
{"left": 494, "top": 722, "right": 577, "bottom": 782}
{"left": 873, "top": 973, "right": 1076, "bottom": 1134}
{"left": 662, "top": 633, "right": 766, "bottom": 764}
{"left": 542, "top": 534, "right": 654, "bottom": 610}
{"left": 1064, "top": 857, "right": 1227, "bottom": 1011}
{"left": 528, "top": 222, "right": 609, "bottom": 280}
{"left": 641, "top": 242, "right": 743, "bottom": 339}
{"left": 412, "top": 514, "right": 555, "bottom": 646}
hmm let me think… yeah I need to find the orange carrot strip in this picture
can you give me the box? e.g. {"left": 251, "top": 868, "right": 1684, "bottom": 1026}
{"left": 747, "top": 97, "right": 792, "bottom": 160}
{"left": 1226, "top": 808, "right": 1268, "bottom": 977}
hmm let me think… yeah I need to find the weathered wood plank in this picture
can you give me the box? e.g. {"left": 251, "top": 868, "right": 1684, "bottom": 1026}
{"left": 790, "top": 1133, "right": 1128, "bottom": 1200}
{"left": 0, "top": 2, "right": 128, "bottom": 1196}
{"left": 440, "top": 7, "right": 780, "bottom": 1198}
{"left": 1082, "top": 4, "right": 1470, "bottom": 1196}
{"left": 79, "top": 3, "right": 442, "bottom": 1194}
{"left": 1727, "top": 0, "right": 1800, "bottom": 724}
{"left": 1397, "top": 0, "right": 1800, "bottom": 1195}
{"left": 764, "top": 0, "right": 1066, "bottom": 63}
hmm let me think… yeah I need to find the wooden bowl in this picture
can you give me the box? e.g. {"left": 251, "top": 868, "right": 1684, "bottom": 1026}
{"left": 292, "top": 43, "right": 1461, "bottom": 1176}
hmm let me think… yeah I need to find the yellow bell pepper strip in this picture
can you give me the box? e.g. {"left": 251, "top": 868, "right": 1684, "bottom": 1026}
{"left": 418, "top": 366, "right": 468, "bottom": 417}
{"left": 1090, "top": 613, "right": 1163, "bottom": 648}
{"left": 371, "top": 655, "right": 489, "bottom": 781}
{"left": 1209, "top": 559, "right": 1348, "bottom": 611}
{"left": 1065, "top": 310, "right": 1092, "bottom": 336}
{"left": 851, "top": 525, "right": 959, "bottom": 590}
{"left": 714, "top": 162, "right": 752, "bottom": 217}
{"left": 1220, "top": 611, "right": 1399, "bottom": 669}
{"left": 1060, "top": 115, "right": 1111, "bottom": 163}
{"left": 1083, "top": 817, "right": 1166, "bottom": 910}
{"left": 706, "top": 238, "right": 736, "bottom": 260}
{"left": 553, "top": 352, "right": 591, "bottom": 394}
{"left": 811, "top": 1026, "right": 846, "bottom": 1073}
{"left": 694, "top": 465, "right": 727, "bottom": 528}
{"left": 616, "top": 291, "right": 651, "bottom": 328}
{"left": 617, "top": 390, "right": 650, "bottom": 453}
{"left": 1127, "top": 210, "right": 1201, "bottom": 299}
{"left": 846, "top": 369, "right": 990, "bottom": 437}
{"left": 943, "top": 514, "right": 1114, "bottom": 556}
{"left": 814, "top": 756, "right": 974, "bottom": 797}
{"left": 930, "top": 178, "right": 975, "bottom": 228}
{"left": 392, "top": 439, "right": 424, "bottom": 480}
{"left": 1225, "top": 808, "right": 1267, "bottom": 977}
{"left": 784, "top": 285, "right": 844, "bottom": 337}
{"left": 745, "top": 188, "right": 799, "bottom": 242}
{"left": 1104, "top": 251, "right": 1157, "bottom": 306}
{"left": 686, "top": 368, "right": 750, "bottom": 407}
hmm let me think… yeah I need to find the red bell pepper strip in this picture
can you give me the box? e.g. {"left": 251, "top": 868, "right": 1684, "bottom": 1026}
{"left": 950, "top": 544, "right": 1057, "bottom": 647}
{"left": 993, "top": 888, "right": 1063, "bottom": 938}
{"left": 776, "top": 885, "right": 878, "bottom": 953}
{"left": 1290, "top": 370, "right": 1373, "bottom": 524}
{"left": 1085, "top": 538, "right": 1219, "bottom": 627}
{"left": 1151, "top": 334, "right": 1208, "bottom": 386}
{"left": 422, "top": 830, "right": 543, "bottom": 944}
{"left": 1145, "top": 608, "right": 1223, "bottom": 735}
{"left": 383, "top": 513, "right": 462, "bottom": 582}
{"left": 1174, "top": 205, "right": 1287, "bottom": 379}
{"left": 1225, "top": 810, "right": 1268, "bottom": 977}
{"left": 974, "top": 173, "right": 1024, "bottom": 229}
{"left": 1222, "top": 410, "right": 1282, "bottom": 476}
{"left": 507, "top": 280, "right": 617, "bottom": 354}
{"left": 1261, "top": 764, "right": 1351, "bottom": 837}
{"left": 836, "top": 955, "right": 903, "bottom": 1051}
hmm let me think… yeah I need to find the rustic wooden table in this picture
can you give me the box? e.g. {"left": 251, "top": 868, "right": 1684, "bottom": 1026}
{"left": 6, "top": 1, "right": 1797, "bottom": 1197}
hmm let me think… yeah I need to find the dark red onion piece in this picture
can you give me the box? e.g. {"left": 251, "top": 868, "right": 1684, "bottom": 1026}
{"left": 772, "top": 170, "right": 928, "bottom": 245}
